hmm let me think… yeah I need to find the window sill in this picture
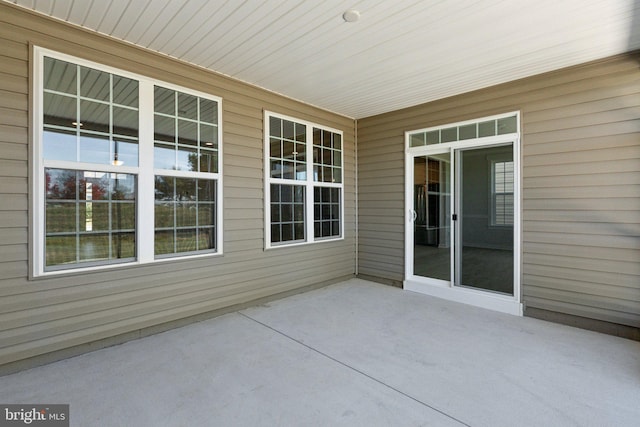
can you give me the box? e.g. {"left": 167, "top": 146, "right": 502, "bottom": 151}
{"left": 265, "top": 236, "right": 344, "bottom": 251}
{"left": 31, "top": 251, "right": 224, "bottom": 280}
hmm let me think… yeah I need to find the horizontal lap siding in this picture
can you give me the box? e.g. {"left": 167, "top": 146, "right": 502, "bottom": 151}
{"left": 357, "top": 51, "right": 640, "bottom": 327}
{"left": 356, "top": 131, "right": 405, "bottom": 281}
{"left": 0, "top": 4, "right": 356, "bottom": 367}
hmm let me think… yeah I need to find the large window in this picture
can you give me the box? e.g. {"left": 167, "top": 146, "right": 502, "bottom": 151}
{"left": 265, "top": 112, "right": 344, "bottom": 247}
{"left": 33, "top": 48, "right": 222, "bottom": 276}
{"left": 152, "top": 86, "right": 219, "bottom": 257}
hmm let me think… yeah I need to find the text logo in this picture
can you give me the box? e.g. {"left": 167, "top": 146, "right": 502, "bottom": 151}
{"left": 1, "top": 405, "right": 68, "bottom": 427}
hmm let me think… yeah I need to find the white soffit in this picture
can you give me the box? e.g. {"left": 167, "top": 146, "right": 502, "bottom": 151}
{"left": 7, "top": 0, "right": 640, "bottom": 119}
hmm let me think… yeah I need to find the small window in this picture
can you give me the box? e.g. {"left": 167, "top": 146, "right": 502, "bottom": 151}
{"left": 491, "top": 160, "right": 514, "bottom": 226}
{"left": 265, "top": 112, "right": 344, "bottom": 247}
{"left": 154, "top": 176, "right": 217, "bottom": 257}
{"left": 270, "top": 184, "right": 306, "bottom": 243}
{"left": 34, "top": 48, "right": 222, "bottom": 276}
{"left": 153, "top": 86, "right": 219, "bottom": 173}
{"left": 408, "top": 113, "right": 518, "bottom": 147}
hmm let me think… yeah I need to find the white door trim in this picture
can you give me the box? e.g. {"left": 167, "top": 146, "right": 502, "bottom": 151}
{"left": 404, "top": 112, "right": 523, "bottom": 316}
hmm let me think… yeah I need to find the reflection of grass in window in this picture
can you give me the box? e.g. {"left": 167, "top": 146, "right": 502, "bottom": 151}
{"left": 46, "top": 233, "right": 135, "bottom": 266}
{"left": 46, "top": 203, "right": 76, "bottom": 232}
{"left": 176, "top": 229, "right": 197, "bottom": 252}
{"left": 81, "top": 202, "right": 109, "bottom": 231}
{"left": 155, "top": 204, "right": 174, "bottom": 228}
{"left": 198, "top": 205, "right": 214, "bottom": 225}
{"left": 176, "top": 204, "right": 197, "bottom": 227}
{"left": 46, "top": 235, "right": 76, "bottom": 266}
{"left": 113, "top": 233, "right": 135, "bottom": 258}
{"left": 114, "top": 202, "right": 136, "bottom": 229}
{"left": 198, "top": 228, "right": 215, "bottom": 250}
{"left": 154, "top": 230, "right": 174, "bottom": 255}
{"left": 79, "top": 234, "right": 110, "bottom": 261}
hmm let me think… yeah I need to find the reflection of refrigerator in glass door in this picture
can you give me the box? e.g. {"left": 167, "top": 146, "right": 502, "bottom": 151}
{"left": 415, "top": 157, "right": 447, "bottom": 247}
{"left": 414, "top": 183, "right": 427, "bottom": 244}
{"left": 435, "top": 158, "right": 450, "bottom": 250}
{"left": 415, "top": 157, "right": 450, "bottom": 249}
{"left": 426, "top": 158, "right": 440, "bottom": 246}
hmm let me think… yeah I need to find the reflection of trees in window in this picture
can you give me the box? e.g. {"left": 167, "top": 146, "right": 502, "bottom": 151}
{"left": 37, "top": 52, "right": 221, "bottom": 274}
{"left": 187, "top": 152, "right": 217, "bottom": 174}
{"left": 44, "top": 168, "right": 136, "bottom": 268}
{"left": 153, "top": 86, "right": 219, "bottom": 174}
{"left": 152, "top": 86, "right": 219, "bottom": 257}
{"left": 46, "top": 169, "right": 108, "bottom": 200}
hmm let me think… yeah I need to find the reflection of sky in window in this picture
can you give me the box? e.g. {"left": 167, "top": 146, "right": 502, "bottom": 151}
{"left": 79, "top": 134, "right": 110, "bottom": 164}
{"left": 43, "top": 129, "right": 76, "bottom": 161}
{"left": 154, "top": 145, "right": 175, "bottom": 169}
{"left": 111, "top": 173, "right": 136, "bottom": 198}
{"left": 177, "top": 147, "right": 197, "bottom": 171}
{"left": 114, "top": 138, "right": 138, "bottom": 167}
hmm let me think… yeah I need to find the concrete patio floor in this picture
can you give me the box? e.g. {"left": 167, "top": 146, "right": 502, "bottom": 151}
{"left": 1, "top": 278, "right": 639, "bottom": 426}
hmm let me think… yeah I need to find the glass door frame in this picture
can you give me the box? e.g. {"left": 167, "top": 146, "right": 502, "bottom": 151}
{"left": 404, "top": 112, "right": 522, "bottom": 315}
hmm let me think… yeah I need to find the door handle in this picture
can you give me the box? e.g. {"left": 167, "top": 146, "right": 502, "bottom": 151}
{"left": 452, "top": 214, "right": 458, "bottom": 221}
{"left": 411, "top": 210, "right": 417, "bottom": 222}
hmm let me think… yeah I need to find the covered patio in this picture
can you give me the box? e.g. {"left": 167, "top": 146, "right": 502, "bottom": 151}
{"left": 2, "top": 278, "right": 638, "bottom": 426}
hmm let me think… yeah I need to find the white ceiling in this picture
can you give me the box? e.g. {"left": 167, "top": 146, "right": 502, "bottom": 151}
{"left": 7, "top": 0, "right": 640, "bottom": 119}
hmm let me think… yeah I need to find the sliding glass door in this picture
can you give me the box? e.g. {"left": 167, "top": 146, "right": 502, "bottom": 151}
{"left": 405, "top": 112, "right": 521, "bottom": 314}
{"left": 413, "top": 154, "right": 451, "bottom": 282}
{"left": 455, "top": 145, "right": 514, "bottom": 295}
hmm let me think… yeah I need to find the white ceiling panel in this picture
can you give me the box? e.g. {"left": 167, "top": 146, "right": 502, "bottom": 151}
{"left": 65, "top": 0, "right": 92, "bottom": 24}
{"left": 79, "top": 0, "right": 112, "bottom": 32}
{"left": 129, "top": 1, "right": 187, "bottom": 46}
{"left": 6, "top": 0, "right": 640, "bottom": 118}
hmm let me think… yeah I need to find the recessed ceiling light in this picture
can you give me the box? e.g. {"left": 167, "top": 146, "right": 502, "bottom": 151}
{"left": 343, "top": 9, "right": 360, "bottom": 23}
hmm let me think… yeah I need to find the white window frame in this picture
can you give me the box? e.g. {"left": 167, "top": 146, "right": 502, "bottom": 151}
{"left": 32, "top": 47, "right": 223, "bottom": 277}
{"left": 264, "top": 111, "right": 344, "bottom": 249}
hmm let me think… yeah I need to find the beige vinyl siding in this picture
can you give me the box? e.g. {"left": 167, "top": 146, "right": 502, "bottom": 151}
{"left": 357, "top": 133, "right": 405, "bottom": 281}
{"left": 0, "top": 3, "right": 355, "bottom": 368}
{"left": 357, "top": 51, "right": 640, "bottom": 328}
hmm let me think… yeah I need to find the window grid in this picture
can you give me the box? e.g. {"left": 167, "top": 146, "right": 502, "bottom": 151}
{"left": 270, "top": 184, "right": 306, "bottom": 243}
{"left": 409, "top": 114, "right": 518, "bottom": 147}
{"left": 269, "top": 116, "right": 307, "bottom": 180}
{"left": 492, "top": 161, "right": 514, "bottom": 226}
{"left": 266, "top": 112, "right": 343, "bottom": 247}
{"left": 45, "top": 168, "right": 136, "bottom": 268}
{"left": 43, "top": 58, "right": 139, "bottom": 167}
{"left": 35, "top": 48, "right": 223, "bottom": 275}
{"left": 154, "top": 176, "right": 217, "bottom": 256}
{"left": 153, "top": 86, "right": 219, "bottom": 173}
{"left": 314, "top": 187, "right": 340, "bottom": 238}
{"left": 312, "top": 128, "right": 342, "bottom": 183}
